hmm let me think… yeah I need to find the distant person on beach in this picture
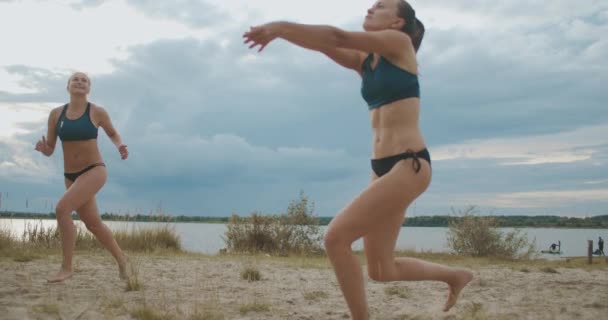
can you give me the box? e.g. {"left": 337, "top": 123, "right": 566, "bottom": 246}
{"left": 550, "top": 243, "right": 558, "bottom": 251}
{"left": 599, "top": 236, "right": 605, "bottom": 256}
{"left": 243, "top": 0, "right": 473, "bottom": 318}
{"left": 35, "top": 72, "right": 129, "bottom": 283}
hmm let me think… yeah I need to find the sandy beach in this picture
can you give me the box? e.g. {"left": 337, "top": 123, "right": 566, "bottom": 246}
{"left": 1, "top": 252, "right": 607, "bottom": 320}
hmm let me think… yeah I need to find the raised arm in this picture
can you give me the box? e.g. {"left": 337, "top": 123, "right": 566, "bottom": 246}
{"left": 96, "top": 106, "right": 129, "bottom": 160}
{"left": 243, "top": 22, "right": 412, "bottom": 69}
{"left": 35, "top": 108, "right": 60, "bottom": 157}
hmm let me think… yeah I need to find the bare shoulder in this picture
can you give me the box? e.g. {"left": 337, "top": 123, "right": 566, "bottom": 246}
{"left": 49, "top": 106, "right": 64, "bottom": 121}
{"left": 90, "top": 103, "right": 109, "bottom": 117}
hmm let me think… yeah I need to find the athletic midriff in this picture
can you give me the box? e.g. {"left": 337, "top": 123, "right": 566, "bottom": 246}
{"left": 370, "top": 100, "right": 426, "bottom": 160}
{"left": 62, "top": 141, "right": 104, "bottom": 173}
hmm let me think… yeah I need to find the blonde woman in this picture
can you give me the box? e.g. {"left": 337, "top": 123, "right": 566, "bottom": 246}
{"left": 35, "top": 72, "right": 129, "bottom": 283}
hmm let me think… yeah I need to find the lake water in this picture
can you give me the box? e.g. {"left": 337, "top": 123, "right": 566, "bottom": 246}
{"left": 2, "top": 219, "right": 606, "bottom": 258}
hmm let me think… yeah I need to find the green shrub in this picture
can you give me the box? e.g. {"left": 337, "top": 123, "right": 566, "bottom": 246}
{"left": 446, "top": 206, "right": 536, "bottom": 259}
{"left": 223, "top": 192, "right": 323, "bottom": 256}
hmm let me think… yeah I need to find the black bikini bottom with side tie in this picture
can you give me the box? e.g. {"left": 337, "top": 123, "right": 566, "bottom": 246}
{"left": 371, "top": 149, "right": 431, "bottom": 178}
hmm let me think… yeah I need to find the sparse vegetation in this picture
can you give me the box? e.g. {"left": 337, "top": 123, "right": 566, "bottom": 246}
{"left": 0, "top": 225, "right": 15, "bottom": 251}
{"left": 130, "top": 306, "right": 172, "bottom": 320}
{"left": 238, "top": 302, "right": 270, "bottom": 314}
{"left": 189, "top": 309, "right": 225, "bottom": 320}
{"left": 446, "top": 206, "right": 537, "bottom": 259}
{"left": 241, "top": 266, "right": 262, "bottom": 282}
{"left": 384, "top": 286, "right": 411, "bottom": 299}
{"left": 125, "top": 259, "right": 142, "bottom": 291}
{"left": 34, "top": 303, "right": 60, "bottom": 316}
{"left": 541, "top": 267, "right": 559, "bottom": 274}
{"left": 114, "top": 224, "right": 181, "bottom": 252}
{"left": 223, "top": 192, "right": 323, "bottom": 256}
{"left": 0, "top": 220, "right": 181, "bottom": 258}
{"left": 303, "top": 291, "right": 328, "bottom": 301}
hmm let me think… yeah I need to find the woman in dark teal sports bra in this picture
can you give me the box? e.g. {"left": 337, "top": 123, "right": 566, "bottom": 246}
{"left": 244, "top": 1, "right": 473, "bottom": 318}
{"left": 35, "top": 72, "right": 130, "bottom": 283}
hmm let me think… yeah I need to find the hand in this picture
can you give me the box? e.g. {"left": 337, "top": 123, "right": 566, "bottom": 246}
{"left": 35, "top": 136, "right": 50, "bottom": 155}
{"left": 243, "top": 22, "right": 282, "bottom": 52}
{"left": 118, "top": 144, "right": 129, "bottom": 160}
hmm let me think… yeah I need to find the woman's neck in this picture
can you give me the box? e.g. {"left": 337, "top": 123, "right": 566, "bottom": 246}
{"left": 69, "top": 95, "right": 88, "bottom": 110}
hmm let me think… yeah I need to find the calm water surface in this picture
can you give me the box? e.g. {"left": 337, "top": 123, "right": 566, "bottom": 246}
{"left": 2, "top": 219, "right": 606, "bottom": 258}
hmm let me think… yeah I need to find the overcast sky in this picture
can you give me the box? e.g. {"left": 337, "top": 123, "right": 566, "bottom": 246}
{"left": 1, "top": 0, "right": 607, "bottom": 217}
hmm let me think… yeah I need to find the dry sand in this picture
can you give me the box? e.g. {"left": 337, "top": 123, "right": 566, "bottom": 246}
{"left": 1, "top": 252, "right": 607, "bottom": 320}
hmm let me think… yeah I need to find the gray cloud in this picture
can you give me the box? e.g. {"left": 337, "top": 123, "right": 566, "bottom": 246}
{"left": 69, "top": 0, "right": 105, "bottom": 10}
{"left": 124, "top": 0, "right": 225, "bottom": 28}
{"left": 2, "top": 0, "right": 607, "bottom": 216}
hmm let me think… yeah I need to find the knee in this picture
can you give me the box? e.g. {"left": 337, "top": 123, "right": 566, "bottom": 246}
{"left": 84, "top": 221, "right": 102, "bottom": 234}
{"left": 55, "top": 203, "right": 72, "bottom": 219}
{"left": 323, "top": 229, "right": 350, "bottom": 253}
{"left": 367, "top": 261, "right": 395, "bottom": 282}
{"left": 367, "top": 267, "right": 385, "bottom": 282}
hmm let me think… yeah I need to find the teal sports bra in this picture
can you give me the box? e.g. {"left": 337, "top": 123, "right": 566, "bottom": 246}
{"left": 360, "top": 53, "right": 420, "bottom": 109}
{"left": 56, "top": 102, "right": 98, "bottom": 142}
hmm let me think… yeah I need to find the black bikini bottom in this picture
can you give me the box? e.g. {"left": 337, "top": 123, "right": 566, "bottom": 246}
{"left": 64, "top": 163, "right": 105, "bottom": 182}
{"left": 371, "top": 149, "right": 431, "bottom": 177}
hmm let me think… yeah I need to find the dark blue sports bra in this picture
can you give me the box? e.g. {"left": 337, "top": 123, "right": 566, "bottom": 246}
{"left": 360, "top": 53, "right": 420, "bottom": 109}
{"left": 56, "top": 102, "right": 98, "bottom": 142}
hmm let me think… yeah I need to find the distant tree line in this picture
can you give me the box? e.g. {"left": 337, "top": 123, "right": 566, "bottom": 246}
{"left": 2, "top": 210, "right": 607, "bottom": 228}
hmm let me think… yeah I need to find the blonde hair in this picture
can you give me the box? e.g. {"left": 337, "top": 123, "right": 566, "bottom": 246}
{"left": 67, "top": 72, "right": 91, "bottom": 87}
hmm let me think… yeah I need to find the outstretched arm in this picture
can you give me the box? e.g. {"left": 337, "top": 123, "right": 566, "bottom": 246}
{"left": 97, "top": 107, "right": 129, "bottom": 160}
{"left": 35, "top": 109, "right": 60, "bottom": 157}
{"left": 243, "top": 21, "right": 412, "bottom": 69}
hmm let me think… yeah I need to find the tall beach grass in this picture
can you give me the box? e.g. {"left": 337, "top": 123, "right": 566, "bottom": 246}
{"left": 0, "top": 219, "right": 181, "bottom": 259}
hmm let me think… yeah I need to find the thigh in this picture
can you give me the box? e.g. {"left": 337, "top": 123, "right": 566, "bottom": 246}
{"left": 76, "top": 197, "right": 103, "bottom": 226}
{"left": 363, "top": 209, "right": 404, "bottom": 270}
{"left": 57, "top": 166, "right": 107, "bottom": 214}
{"left": 327, "top": 159, "right": 431, "bottom": 245}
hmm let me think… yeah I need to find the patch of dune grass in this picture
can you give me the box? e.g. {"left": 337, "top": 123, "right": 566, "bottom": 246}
{"left": 303, "top": 291, "right": 328, "bottom": 301}
{"left": 0, "top": 220, "right": 181, "bottom": 259}
{"left": 384, "top": 286, "right": 411, "bottom": 299}
{"left": 239, "top": 302, "right": 270, "bottom": 315}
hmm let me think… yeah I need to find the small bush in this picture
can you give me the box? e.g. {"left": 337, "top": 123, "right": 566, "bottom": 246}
{"left": 223, "top": 192, "right": 323, "bottom": 256}
{"left": 241, "top": 267, "right": 261, "bottom": 282}
{"left": 384, "top": 286, "right": 411, "bottom": 299}
{"left": 446, "top": 206, "right": 536, "bottom": 259}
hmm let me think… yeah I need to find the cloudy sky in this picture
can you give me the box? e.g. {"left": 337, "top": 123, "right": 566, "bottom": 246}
{"left": 1, "top": 0, "right": 606, "bottom": 218}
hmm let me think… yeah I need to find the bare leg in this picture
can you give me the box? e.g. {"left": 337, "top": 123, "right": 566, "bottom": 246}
{"left": 364, "top": 209, "right": 474, "bottom": 312}
{"left": 47, "top": 212, "right": 76, "bottom": 283}
{"left": 48, "top": 166, "right": 107, "bottom": 283}
{"left": 77, "top": 197, "right": 128, "bottom": 279}
{"left": 324, "top": 159, "right": 431, "bottom": 319}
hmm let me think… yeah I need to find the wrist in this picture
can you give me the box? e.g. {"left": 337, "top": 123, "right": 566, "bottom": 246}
{"left": 274, "top": 21, "right": 289, "bottom": 37}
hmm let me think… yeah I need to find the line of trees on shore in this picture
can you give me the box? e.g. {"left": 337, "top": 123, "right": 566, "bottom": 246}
{"left": 1, "top": 210, "right": 607, "bottom": 229}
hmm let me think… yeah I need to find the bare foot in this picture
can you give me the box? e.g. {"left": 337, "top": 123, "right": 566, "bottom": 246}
{"left": 47, "top": 268, "right": 73, "bottom": 283}
{"left": 443, "top": 269, "right": 474, "bottom": 312}
{"left": 118, "top": 256, "right": 129, "bottom": 280}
